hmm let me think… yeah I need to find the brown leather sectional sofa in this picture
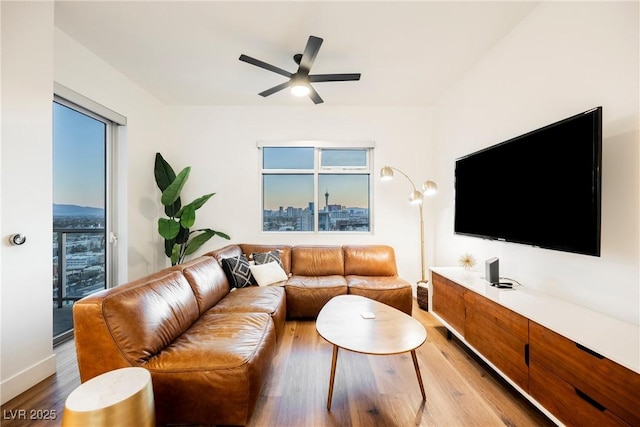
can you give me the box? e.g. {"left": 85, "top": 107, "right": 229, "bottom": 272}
{"left": 210, "top": 244, "right": 413, "bottom": 317}
{"left": 73, "top": 244, "right": 411, "bottom": 426}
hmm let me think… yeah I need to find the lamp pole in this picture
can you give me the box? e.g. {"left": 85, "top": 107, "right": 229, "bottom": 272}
{"left": 380, "top": 166, "right": 436, "bottom": 285}
{"left": 418, "top": 202, "right": 426, "bottom": 285}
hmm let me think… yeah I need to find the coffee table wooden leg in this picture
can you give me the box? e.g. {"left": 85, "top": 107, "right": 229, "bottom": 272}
{"left": 411, "top": 349, "right": 426, "bottom": 401}
{"left": 327, "top": 345, "right": 339, "bottom": 410}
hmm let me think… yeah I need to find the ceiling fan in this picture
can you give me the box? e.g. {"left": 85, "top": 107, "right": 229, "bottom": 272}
{"left": 239, "top": 35, "right": 361, "bottom": 104}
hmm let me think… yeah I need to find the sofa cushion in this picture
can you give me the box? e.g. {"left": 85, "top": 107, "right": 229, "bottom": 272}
{"left": 346, "top": 275, "right": 413, "bottom": 315}
{"left": 178, "top": 256, "right": 231, "bottom": 313}
{"left": 102, "top": 270, "right": 199, "bottom": 363}
{"left": 221, "top": 255, "right": 257, "bottom": 288}
{"left": 146, "top": 312, "right": 273, "bottom": 370}
{"left": 145, "top": 312, "right": 276, "bottom": 426}
{"left": 291, "top": 245, "right": 344, "bottom": 276}
{"left": 211, "top": 286, "right": 285, "bottom": 316}
{"left": 285, "top": 275, "right": 347, "bottom": 318}
{"left": 343, "top": 245, "right": 398, "bottom": 276}
{"left": 206, "top": 244, "right": 243, "bottom": 262}
{"left": 209, "top": 286, "right": 287, "bottom": 339}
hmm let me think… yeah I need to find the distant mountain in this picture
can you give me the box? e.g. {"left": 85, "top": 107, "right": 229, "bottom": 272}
{"left": 53, "top": 204, "right": 104, "bottom": 217}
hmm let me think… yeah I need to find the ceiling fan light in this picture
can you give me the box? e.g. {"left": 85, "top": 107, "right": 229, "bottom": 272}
{"left": 291, "top": 83, "right": 310, "bottom": 97}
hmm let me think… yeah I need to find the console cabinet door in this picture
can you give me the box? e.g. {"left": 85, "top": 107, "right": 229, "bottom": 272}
{"left": 530, "top": 321, "right": 640, "bottom": 426}
{"left": 529, "top": 360, "right": 628, "bottom": 426}
{"left": 464, "top": 291, "right": 529, "bottom": 390}
{"left": 432, "top": 273, "right": 465, "bottom": 336}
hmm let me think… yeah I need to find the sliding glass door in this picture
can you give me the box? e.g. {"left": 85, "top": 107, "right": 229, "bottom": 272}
{"left": 52, "top": 98, "right": 111, "bottom": 344}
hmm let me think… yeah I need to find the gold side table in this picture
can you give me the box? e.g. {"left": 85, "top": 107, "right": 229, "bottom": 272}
{"left": 62, "top": 367, "right": 155, "bottom": 427}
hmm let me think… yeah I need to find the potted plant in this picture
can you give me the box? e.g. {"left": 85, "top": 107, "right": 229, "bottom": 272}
{"left": 154, "top": 153, "right": 230, "bottom": 265}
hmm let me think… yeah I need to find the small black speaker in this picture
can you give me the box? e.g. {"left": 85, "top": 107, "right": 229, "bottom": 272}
{"left": 485, "top": 257, "right": 499, "bottom": 284}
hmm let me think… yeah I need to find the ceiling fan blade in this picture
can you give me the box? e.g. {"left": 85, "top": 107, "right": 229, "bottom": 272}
{"left": 307, "top": 85, "right": 324, "bottom": 104}
{"left": 298, "top": 36, "right": 323, "bottom": 74}
{"left": 259, "top": 81, "right": 291, "bottom": 97}
{"left": 239, "top": 54, "right": 292, "bottom": 78}
{"left": 309, "top": 73, "right": 361, "bottom": 83}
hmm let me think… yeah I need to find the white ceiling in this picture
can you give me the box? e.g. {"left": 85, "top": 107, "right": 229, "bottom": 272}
{"left": 54, "top": 1, "right": 540, "bottom": 106}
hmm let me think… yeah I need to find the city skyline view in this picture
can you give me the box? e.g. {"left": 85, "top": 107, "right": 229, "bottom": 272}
{"left": 262, "top": 174, "right": 370, "bottom": 211}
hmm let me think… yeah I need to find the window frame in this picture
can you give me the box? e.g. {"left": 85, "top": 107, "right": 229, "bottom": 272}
{"left": 258, "top": 141, "right": 374, "bottom": 234}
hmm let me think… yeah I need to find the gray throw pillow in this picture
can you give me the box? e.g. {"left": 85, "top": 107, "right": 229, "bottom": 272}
{"left": 252, "top": 250, "right": 284, "bottom": 269}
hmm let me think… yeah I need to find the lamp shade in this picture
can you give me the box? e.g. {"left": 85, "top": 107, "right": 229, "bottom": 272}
{"left": 422, "top": 180, "right": 438, "bottom": 196}
{"left": 409, "top": 190, "right": 423, "bottom": 205}
{"left": 380, "top": 166, "right": 394, "bottom": 181}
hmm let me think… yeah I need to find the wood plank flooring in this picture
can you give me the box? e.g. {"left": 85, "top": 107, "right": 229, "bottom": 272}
{"left": 1, "top": 300, "right": 555, "bottom": 426}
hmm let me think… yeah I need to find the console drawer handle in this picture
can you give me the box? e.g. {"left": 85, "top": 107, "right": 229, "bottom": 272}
{"left": 575, "top": 342, "right": 604, "bottom": 359}
{"left": 574, "top": 387, "right": 606, "bottom": 411}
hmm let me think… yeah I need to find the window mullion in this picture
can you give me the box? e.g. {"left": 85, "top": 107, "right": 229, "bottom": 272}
{"left": 314, "top": 148, "right": 320, "bottom": 232}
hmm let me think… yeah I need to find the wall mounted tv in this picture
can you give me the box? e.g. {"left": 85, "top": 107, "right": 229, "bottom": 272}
{"left": 454, "top": 107, "right": 602, "bottom": 256}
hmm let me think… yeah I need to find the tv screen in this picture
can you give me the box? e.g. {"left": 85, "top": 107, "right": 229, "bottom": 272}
{"left": 454, "top": 107, "right": 602, "bottom": 256}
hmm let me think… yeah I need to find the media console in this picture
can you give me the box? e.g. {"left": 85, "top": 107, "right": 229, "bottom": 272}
{"left": 430, "top": 267, "right": 640, "bottom": 426}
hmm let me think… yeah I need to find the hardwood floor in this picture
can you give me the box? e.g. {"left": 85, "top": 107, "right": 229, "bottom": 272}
{"left": 1, "top": 300, "right": 554, "bottom": 426}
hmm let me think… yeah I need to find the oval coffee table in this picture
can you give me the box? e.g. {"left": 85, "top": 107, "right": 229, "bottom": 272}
{"left": 316, "top": 294, "right": 427, "bottom": 410}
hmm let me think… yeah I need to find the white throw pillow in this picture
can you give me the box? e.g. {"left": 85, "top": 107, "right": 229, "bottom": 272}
{"left": 249, "top": 261, "right": 288, "bottom": 287}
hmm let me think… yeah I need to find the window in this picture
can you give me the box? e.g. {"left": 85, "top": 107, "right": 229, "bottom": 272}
{"left": 260, "top": 142, "right": 373, "bottom": 232}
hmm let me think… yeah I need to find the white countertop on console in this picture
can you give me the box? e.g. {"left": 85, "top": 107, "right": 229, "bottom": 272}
{"left": 430, "top": 267, "right": 640, "bottom": 374}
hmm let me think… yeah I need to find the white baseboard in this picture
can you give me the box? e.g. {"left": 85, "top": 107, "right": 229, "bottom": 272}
{"left": 0, "top": 354, "right": 57, "bottom": 405}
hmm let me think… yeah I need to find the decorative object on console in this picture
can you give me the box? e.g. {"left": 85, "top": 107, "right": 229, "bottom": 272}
{"left": 154, "top": 153, "right": 230, "bottom": 265}
{"left": 380, "top": 165, "right": 437, "bottom": 285}
{"left": 239, "top": 35, "right": 361, "bottom": 104}
{"left": 458, "top": 253, "right": 476, "bottom": 270}
{"left": 485, "top": 257, "right": 499, "bottom": 284}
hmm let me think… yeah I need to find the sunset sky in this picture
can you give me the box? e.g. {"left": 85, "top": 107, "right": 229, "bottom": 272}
{"left": 53, "top": 102, "right": 106, "bottom": 209}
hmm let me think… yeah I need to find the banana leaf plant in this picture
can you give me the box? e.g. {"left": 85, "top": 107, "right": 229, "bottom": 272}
{"left": 154, "top": 153, "right": 230, "bottom": 265}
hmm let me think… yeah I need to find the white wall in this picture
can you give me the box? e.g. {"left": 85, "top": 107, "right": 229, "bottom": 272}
{"left": 164, "top": 106, "right": 436, "bottom": 286}
{"left": 0, "top": 20, "right": 170, "bottom": 402}
{"left": 433, "top": 1, "right": 639, "bottom": 325}
{"left": 1, "top": 1, "right": 56, "bottom": 405}
{"left": 54, "top": 28, "right": 170, "bottom": 282}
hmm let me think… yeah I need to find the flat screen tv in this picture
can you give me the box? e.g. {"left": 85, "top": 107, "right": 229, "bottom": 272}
{"left": 454, "top": 107, "right": 602, "bottom": 256}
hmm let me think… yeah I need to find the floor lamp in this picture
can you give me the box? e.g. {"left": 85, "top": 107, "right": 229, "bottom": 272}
{"left": 380, "top": 166, "right": 437, "bottom": 285}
